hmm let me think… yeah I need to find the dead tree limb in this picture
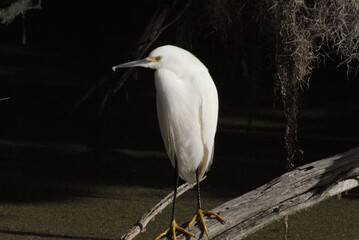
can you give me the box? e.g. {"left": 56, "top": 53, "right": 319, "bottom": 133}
{"left": 170, "top": 146, "right": 359, "bottom": 240}
{"left": 0, "top": 0, "right": 41, "bottom": 24}
{"left": 120, "top": 176, "right": 205, "bottom": 240}
{"left": 100, "top": 0, "right": 192, "bottom": 110}
{"left": 0, "top": 97, "right": 10, "bottom": 102}
{"left": 75, "top": 0, "right": 192, "bottom": 111}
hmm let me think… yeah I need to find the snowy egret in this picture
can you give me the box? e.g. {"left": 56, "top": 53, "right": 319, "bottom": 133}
{"left": 112, "top": 45, "right": 224, "bottom": 239}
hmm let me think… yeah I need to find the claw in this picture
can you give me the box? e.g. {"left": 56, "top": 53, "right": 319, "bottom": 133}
{"left": 154, "top": 220, "right": 195, "bottom": 240}
{"left": 188, "top": 209, "right": 225, "bottom": 236}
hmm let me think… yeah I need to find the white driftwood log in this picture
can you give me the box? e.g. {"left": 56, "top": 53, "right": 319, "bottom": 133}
{"left": 170, "top": 146, "right": 359, "bottom": 240}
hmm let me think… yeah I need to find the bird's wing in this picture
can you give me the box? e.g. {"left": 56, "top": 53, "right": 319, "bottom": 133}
{"left": 155, "top": 69, "right": 205, "bottom": 183}
{"left": 155, "top": 82, "right": 176, "bottom": 167}
{"left": 155, "top": 70, "right": 196, "bottom": 168}
{"left": 155, "top": 69, "right": 218, "bottom": 183}
{"left": 190, "top": 70, "right": 219, "bottom": 178}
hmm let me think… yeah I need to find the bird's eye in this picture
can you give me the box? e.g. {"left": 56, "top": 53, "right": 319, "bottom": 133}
{"left": 156, "top": 56, "right": 162, "bottom": 61}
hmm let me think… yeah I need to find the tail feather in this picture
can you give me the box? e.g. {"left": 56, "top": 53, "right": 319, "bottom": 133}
{"left": 198, "top": 144, "right": 209, "bottom": 180}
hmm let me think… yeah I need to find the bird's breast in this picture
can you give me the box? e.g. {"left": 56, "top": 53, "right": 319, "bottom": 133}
{"left": 154, "top": 69, "right": 200, "bottom": 107}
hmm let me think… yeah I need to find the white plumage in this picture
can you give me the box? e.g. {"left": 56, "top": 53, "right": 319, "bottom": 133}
{"left": 112, "top": 45, "right": 222, "bottom": 239}
{"left": 150, "top": 46, "right": 218, "bottom": 183}
{"left": 113, "top": 45, "right": 219, "bottom": 184}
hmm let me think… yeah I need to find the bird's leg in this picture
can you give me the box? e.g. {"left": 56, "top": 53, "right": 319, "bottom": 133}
{"left": 154, "top": 158, "right": 194, "bottom": 240}
{"left": 188, "top": 169, "right": 225, "bottom": 236}
{"left": 171, "top": 159, "right": 179, "bottom": 222}
{"left": 196, "top": 168, "right": 202, "bottom": 210}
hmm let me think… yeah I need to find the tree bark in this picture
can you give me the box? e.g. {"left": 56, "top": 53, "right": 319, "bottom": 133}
{"left": 170, "top": 146, "right": 359, "bottom": 239}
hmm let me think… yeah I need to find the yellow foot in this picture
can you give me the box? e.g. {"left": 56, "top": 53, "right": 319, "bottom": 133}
{"left": 154, "top": 219, "right": 195, "bottom": 240}
{"left": 188, "top": 209, "right": 225, "bottom": 236}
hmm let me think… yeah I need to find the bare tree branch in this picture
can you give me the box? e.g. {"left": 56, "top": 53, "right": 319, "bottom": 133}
{"left": 170, "top": 146, "right": 359, "bottom": 239}
{"left": 0, "top": 97, "right": 10, "bottom": 102}
{"left": 76, "top": 0, "right": 192, "bottom": 111}
{"left": 120, "top": 176, "right": 205, "bottom": 240}
{"left": 101, "top": 0, "right": 192, "bottom": 109}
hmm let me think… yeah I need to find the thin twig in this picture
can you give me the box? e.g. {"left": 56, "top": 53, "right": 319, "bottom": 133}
{"left": 75, "top": 0, "right": 192, "bottom": 111}
{"left": 73, "top": 72, "right": 114, "bottom": 110}
{"left": 0, "top": 97, "right": 10, "bottom": 102}
{"left": 102, "top": 0, "right": 192, "bottom": 109}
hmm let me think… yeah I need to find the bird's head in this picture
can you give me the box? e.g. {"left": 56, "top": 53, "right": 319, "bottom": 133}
{"left": 112, "top": 45, "right": 207, "bottom": 76}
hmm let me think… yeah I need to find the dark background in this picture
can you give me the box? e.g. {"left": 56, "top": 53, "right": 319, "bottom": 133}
{"left": 0, "top": 0, "right": 358, "bottom": 198}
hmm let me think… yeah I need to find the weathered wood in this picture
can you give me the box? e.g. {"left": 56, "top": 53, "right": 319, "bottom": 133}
{"left": 120, "top": 177, "right": 206, "bottom": 240}
{"left": 169, "top": 146, "right": 359, "bottom": 240}
{"left": 0, "top": 97, "right": 10, "bottom": 102}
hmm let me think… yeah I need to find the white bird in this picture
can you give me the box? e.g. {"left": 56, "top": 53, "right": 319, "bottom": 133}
{"left": 112, "top": 45, "right": 223, "bottom": 239}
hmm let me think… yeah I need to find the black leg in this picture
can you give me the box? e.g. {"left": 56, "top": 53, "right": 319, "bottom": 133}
{"left": 196, "top": 169, "right": 202, "bottom": 210}
{"left": 188, "top": 169, "right": 224, "bottom": 236}
{"left": 171, "top": 158, "right": 179, "bottom": 222}
{"left": 154, "top": 158, "right": 195, "bottom": 240}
